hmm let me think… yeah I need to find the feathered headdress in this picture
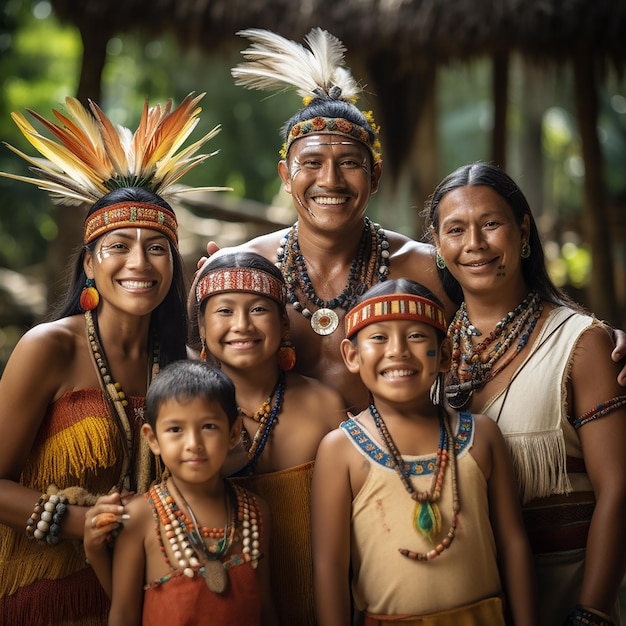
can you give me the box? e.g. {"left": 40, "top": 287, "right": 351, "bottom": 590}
{"left": 231, "top": 28, "right": 381, "bottom": 163}
{"left": 0, "top": 92, "right": 229, "bottom": 245}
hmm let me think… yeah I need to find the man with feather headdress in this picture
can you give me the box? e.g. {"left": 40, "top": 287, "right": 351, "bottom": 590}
{"left": 193, "top": 27, "right": 450, "bottom": 413}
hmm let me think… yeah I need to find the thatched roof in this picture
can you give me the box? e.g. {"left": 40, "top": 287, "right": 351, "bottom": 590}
{"left": 51, "top": 0, "right": 626, "bottom": 66}
{"left": 50, "top": 0, "right": 626, "bottom": 177}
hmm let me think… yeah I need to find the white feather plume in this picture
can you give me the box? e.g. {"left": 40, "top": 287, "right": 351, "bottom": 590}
{"left": 231, "top": 28, "right": 361, "bottom": 102}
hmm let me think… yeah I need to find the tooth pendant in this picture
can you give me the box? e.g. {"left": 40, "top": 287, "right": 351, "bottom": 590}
{"left": 202, "top": 559, "right": 228, "bottom": 593}
{"left": 310, "top": 308, "right": 339, "bottom": 335}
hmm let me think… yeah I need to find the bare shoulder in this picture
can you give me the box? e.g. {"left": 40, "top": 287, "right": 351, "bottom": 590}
{"left": 285, "top": 372, "right": 347, "bottom": 427}
{"left": 1, "top": 317, "right": 82, "bottom": 388}
{"left": 120, "top": 492, "right": 153, "bottom": 532}
{"left": 383, "top": 230, "right": 447, "bottom": 301}
{"left": 235, "top": 228, "right": 291, "bottom": 263}
{"left": 471, "top": 411, "right": 505, "bottom": 442}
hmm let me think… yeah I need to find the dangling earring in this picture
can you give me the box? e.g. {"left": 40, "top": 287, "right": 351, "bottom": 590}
{"left": 521, "top": 241, "right": 531, "bottom": 259}
{"left": 278, "top": 333, "right": 296, "bottom": 371}
{"left": 436, "top": 253, "right": 446, "bottom": 270}
{"left": 200, "top": 338, "right": 207, "bottom": 361}
{"left": 80, "top": 278, "right": 100, "bottom": 311}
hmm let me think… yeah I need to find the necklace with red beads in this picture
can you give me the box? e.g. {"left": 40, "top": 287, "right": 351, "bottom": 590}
{"left": 369, "top": 400, "right": 460, "bottom": 561}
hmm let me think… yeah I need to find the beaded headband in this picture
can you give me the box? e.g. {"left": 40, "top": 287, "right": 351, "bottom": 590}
{"left": 284, "top": 113, "right": 381, "bottom": 164}
{"left": 84, "top": 201, "right": 178, "bottom": 245}
{"left": 345, "top": 294, "right": 447, "bottom": 339}
{"left": 196, "top": 268, "right": 287, "bottom": 306}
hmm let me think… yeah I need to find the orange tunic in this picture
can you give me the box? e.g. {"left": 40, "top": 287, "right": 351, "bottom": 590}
{"left": 143, "top": 563, "right": 261, "bottom": 626}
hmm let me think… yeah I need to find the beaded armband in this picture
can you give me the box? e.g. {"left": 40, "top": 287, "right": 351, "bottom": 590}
{"left": 570, "top": 395, "right": 626, "bottom": 429}
{"left": 565, "top": 604, "right": 614, "bottom": 626}
{"left": 26, "top": 493, "right": 68, "bottom": 545}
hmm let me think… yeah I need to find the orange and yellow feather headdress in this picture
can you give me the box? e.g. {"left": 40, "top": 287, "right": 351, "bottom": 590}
{"left": 0, "top": 92, "right": 228, "bottom": 207}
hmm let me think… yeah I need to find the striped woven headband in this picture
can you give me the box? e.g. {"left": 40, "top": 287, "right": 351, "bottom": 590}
{"left": 84, "top": 202, "right": 178, "bottom": 245}
{"left": 196, "top": 268, "right": 286, "bottom": 306}
{"left": 345, "top": 294, "right": 447, "bottom": 339}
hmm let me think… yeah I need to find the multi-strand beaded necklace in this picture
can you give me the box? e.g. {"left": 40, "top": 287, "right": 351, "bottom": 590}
{"left": 445, "top": 290, "right": 543, "bottom": 410}
{"left": 276, "top": 218, "right": 390, "bottom": 335}
{"left": 231, "top": 372, "right": 286, "bottom": 477}
{"left": 85, "top": 310, "right": 159, "bottom": 492}
{"left": 148, "top": 480, "right": 261, "bottom": 593}
{"left": 369, "top": 401, "right": 460, "bottom": 561}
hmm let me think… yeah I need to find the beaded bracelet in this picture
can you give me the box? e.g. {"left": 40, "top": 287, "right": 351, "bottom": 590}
{"left": 565, "top": 604, "right": 615, "bottom": 626}
{"left": 26, "top": 493, "right": 68, "bottom": 545}
{"left": 25, "top": 494, "right": 49, "bottom": 539}
{"left": 570, "top": 395, "right": 626, "bottom": 430}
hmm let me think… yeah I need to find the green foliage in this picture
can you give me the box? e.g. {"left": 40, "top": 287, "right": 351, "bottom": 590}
{"left": 0, "top": 0, "right": 80, "bottom": 270}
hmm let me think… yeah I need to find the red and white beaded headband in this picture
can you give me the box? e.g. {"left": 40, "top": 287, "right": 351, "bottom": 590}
{"left": 345, "top": 294, "right": 447, "bottom": 339}
{"left": 84, "top": 201, "right": 178, "bottom": 246}
{"left": 196, "top": 268, "right": 287, "bottom": 306}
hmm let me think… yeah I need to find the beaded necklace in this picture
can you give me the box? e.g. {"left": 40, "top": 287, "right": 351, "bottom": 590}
{"left": 150, "top": 480, "right": 261, "bottom": 593}
{"left": 445, "top": 291, "right": 543, "bottom": 410}
{"left": 276, "top": 218, "right": 390, "bottom": 335}
{"left": 85, "top": 310, "right": 159, "bottom": 491}
{"left": 231, "top": 372, "right": 286, "bottom": 478}
{"left": 369, "top": 401, "right": 460, "bottom": 561}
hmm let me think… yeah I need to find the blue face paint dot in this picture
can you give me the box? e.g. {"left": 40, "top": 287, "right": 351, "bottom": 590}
{"left": 427, "top": 350, "right": 436, "bottom": 357}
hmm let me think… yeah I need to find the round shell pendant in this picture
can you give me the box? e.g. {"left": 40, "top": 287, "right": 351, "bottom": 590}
{"left": 310, "top": 308, "right": 339, "bottom": 335}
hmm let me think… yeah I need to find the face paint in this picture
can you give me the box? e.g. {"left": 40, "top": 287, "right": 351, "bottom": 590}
{"left": 497, "top": 264, "right": 506, "bottom": 277}
{"left": 427, "top": 349, "right": 436, "bottom": 357}
{"left": 295, "top": 193, "right": 316, "bottom": 218}
{"left": 290, "top": 154, "right": 302, "bottom": 180}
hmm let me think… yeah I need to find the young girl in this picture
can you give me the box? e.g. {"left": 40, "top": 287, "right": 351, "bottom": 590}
{"left": 102, "top": 359, "right": 276, "bottom": 626}
{"left": 312, "top": 279, "right": 539, "bottom": 625}
{"left": 193, "top": 250, "right": 345, "bottom": 626}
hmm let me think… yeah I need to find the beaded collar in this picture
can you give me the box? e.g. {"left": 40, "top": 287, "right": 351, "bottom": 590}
{"left": 445, "top": 290, "right": 543, "bottom": 410}
{"left": 276, "top": 217, "right": 390, "bottom": 335}
{"left": 85, "top": 310, "right": 159, "bottom": 491}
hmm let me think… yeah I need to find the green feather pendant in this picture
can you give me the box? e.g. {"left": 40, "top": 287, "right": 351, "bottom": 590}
{"left": 413, "top": 500, "right": 442, "bottom": 542}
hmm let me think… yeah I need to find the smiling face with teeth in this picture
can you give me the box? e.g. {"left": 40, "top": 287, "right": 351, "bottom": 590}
{"left": 278, "top": 134, "right": 382, "bottom": 233}
{"left": 342, "top": 318, "right": 450, "bottom": 412}
{"left": 83, "top": 227, "right": 174, "bottom": 317}
{"left": 431, "top": 185, "right": 530, "bottom": 304}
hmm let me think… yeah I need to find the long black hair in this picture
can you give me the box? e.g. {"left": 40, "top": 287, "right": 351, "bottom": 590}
{"left": 50, "top": 187, "right": 188, "bottom": 367}
{"left": 424, "top": 161, "right": 577, "bottom": 309}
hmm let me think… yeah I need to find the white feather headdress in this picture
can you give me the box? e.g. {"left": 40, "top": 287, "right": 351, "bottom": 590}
{"left": 231, "top": 28, "right": 381, "bottom": 162}
{"left": 0, "top": 92, "right": 229, "bottom": 207}
{"left": 231, "top": 27, "right": 361, "bottom": 102}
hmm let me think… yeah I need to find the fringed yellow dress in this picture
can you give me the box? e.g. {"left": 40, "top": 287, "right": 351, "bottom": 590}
{"left": 0, "top": 388, "right": 149, "bottom": 626}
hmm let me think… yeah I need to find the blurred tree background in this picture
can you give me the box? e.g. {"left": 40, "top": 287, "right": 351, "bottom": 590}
{"left": 1, "top": 0, "right": 626, "bottom": 372}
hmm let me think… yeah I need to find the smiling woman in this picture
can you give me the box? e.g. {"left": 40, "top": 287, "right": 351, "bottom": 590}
{"left": 0, "top": 93, "right": 224, "bottom": 625}
{"left": 425, "top": 162, "right": 626, "bottom": 626}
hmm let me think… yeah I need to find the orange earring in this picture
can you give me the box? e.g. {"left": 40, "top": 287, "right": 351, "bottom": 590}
{"left": 80, "top": 278, "right": 100, "bottom": 311}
